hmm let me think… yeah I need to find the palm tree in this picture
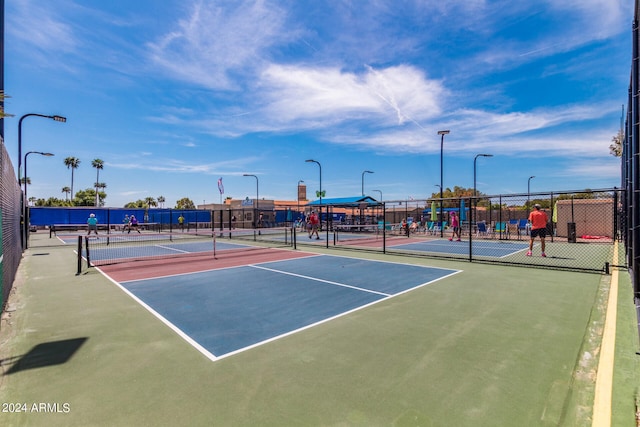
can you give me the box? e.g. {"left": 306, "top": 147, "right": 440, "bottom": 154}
{"left": 63, "top": 157, "right": 80, "bottom": 202}
{"left": 61, "top": 186, "right": 71, "bottom": 201}
{"left": 157, "top": 196, "right": 166, "bottom": 208}
{"left": 91, "top": 158, "right": 104, "bottom": 207}
{"left": 95, "top": 182, "right": 107, "bottom": 206}
{"left": 144, "top": 197, "right": 157, "bottom": 209}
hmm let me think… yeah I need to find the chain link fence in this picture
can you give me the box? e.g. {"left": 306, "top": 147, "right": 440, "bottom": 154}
{"left": 288, "top": 189, "right": 623, "bottom": 273}
{"left": 0, "top": 137, "right": 23, "bottom": 313}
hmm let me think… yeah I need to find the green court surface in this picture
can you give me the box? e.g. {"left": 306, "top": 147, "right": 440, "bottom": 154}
{"left": 0, "top": 232, "right": 638, "bottom": 426}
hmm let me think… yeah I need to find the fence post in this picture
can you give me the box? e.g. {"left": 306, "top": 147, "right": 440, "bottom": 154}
{"left": 76, "top": 236, "right": 83, "bottom": 275}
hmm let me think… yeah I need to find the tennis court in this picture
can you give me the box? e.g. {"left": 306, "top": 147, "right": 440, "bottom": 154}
{"left": 114, "top": 254, "right": 459, "bottom": 359}
{"left": 1, "top": 231, "right": 637, "bottom": 426}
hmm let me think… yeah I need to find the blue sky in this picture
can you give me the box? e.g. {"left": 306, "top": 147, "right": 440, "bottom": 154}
{"left": 3, "top": 0, "right": 630, "bottom": 207}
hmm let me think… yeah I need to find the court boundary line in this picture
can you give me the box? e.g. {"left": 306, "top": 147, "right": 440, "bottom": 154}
{"left": 96, "top": 267, "right": 219, "bottom": 362}
{"left": 249, "top": 264, "right": 392, "bottom": 297}
{"left": 591, "top": 242, "right": 619, "bottom": 426}
{"left": 213, "top": 263, "right": 462, "bottom": 361}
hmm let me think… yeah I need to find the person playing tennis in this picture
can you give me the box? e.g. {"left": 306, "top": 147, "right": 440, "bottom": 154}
{"left": 527, "top": 204, "right": 548, "bottom": 257}
{"left": 87, "top": 213, "right": 99, "bottom": 237}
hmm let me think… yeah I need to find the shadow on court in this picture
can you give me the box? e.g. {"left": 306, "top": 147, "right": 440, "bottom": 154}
{"left": 2, "top": 338, "right": 88, "bottom": 375}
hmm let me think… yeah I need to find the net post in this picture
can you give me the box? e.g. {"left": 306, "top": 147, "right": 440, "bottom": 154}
{"left": 382, "top": 202, "right": 386, "bottom": 254}
{"left": 292, "top": 226, "right": 297, "bottom": 249}
{"left": 76, "top": 236, "right": 82, "bottom": 275}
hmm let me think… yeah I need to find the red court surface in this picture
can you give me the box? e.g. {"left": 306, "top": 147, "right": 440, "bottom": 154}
{"left": 98, "top": 247, "right": 317, "bottom": 282}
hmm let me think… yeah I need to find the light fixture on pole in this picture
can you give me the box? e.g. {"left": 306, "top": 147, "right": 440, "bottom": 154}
{"left": 372, "top": 189, "right": 382, "bottom": 202}
{"left": 18, "top": 114, "right": 66, "bottom": 183}
{"left": 473, "top": 154, "right": 493, "bottom": 228}
{"left": 437, "top": 130, "right": 450, "bottom": 237}
{"left": 23, "top": 151, "right": 54, "bottom": 249}
{"left": 527, "top": 175, "right": 535, "bottom": 214}
{"left": 473, "top": 154, "right": 493, "bottom": 197}
{"left": 18, "top": 113, "right": 66, "bottom": 250}
{"left": 361, "top": 170, "right": 374, "bottom": 196}
{"left": 243, "top": 174, "right": 259, "bottom": 227}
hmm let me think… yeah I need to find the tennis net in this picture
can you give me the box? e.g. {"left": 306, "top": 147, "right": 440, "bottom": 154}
{"left": 79, "top": 227, "right": 296, "bottom": 270}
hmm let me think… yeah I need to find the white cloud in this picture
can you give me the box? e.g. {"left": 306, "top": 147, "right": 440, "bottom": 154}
{"left": 146, "top": 0, "right": 292, "bottom": 90}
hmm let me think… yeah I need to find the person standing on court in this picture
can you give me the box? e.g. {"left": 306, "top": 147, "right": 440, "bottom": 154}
{"left": 308, "top": 210, "right": 320, "bottom": 239}
{"left": 178, "top": 214, "right": 185, "bottom": 231}
{"left": 527, "top": 203, "right": 548, "bottom": 257}
{"left": 449, "top": 211, "right": 461, "bottom": 241}
{"left": 122, "top": 214, "right": 130, "bottom": 233}
{"left": 128, "top": 215, "right": 141, "bottom": 234}
{"left": 87, "top": 213, "right": 99, "bottom": 237}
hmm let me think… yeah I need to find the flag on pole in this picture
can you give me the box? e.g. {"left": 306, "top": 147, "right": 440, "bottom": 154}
{"left": 217, "top": 177, "right": 224, "bottom": 195}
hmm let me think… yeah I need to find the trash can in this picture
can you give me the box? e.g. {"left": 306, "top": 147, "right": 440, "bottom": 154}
{"left": 567, "top": 222, "right": 576, "bottom": 243}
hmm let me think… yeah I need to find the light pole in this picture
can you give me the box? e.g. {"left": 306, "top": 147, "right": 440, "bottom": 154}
{"left": 361, "top": 170, "right": 374, "bottom": 196}
{"left": 473, "top": 154, "right": 493, "bottom": 197}
{"left": 438, "top": 130, "right": 450, "bottom": 237}
{"left": 18, "top": 113, "right": 66, "bottom": 250}
{"left": 527, "top": 175, "right": 535, "bottom": 214}
{"left": 372, "top": 189, "right": 382, "bottom": 202}
{"left": 18, "top": 113, "right": 66, "bottom": 182}
{"left": 473, "top": 154, "right": 493, "bottom": 227}
{"left": 23, "top": 151, "right": 54, "bottom": 249}
{"left": 243, "top": 174, "right": 258, "bottom": 228}
{"left": 306, "top": 159, "right": 322, "bottom": 225}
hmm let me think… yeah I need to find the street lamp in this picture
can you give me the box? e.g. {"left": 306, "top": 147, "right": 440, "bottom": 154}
{"left": 473, "top": 154, "right": 493, "bottom": 197}
{"left": 438, "top": 130, "right": 450, "bottom": 237}
{"left": 527, "top": 175, "right": 535, "bottom": 213}
{"left": 23, "top": 151, "right": 54, "bottom": 249}
{"left": 24, "top": 151, "right": 54, "bottom": 204}
{"left": 243, "top": 174, "right": 258, "bottom": 227}
{"left": 372, "top": 189, "right": 382, "bottom": 202}
{"left": 473, "top": 154, "right": 493, "bottom": 230}
{"left": 361, "top": 170, "right": 374, "bottom": 196}
{"left": 18, "top": 113, "right": 66, "bottom": 182}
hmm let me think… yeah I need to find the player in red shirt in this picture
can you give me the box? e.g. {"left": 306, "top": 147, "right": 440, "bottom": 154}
{"left": 308, "top": 211, "right": 320, "bottom": 240}
{"left": 527, "top": 204, "right": 548, "bottom": 257}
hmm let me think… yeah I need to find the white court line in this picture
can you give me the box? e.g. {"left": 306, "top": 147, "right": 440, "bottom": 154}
{"left": 155, "top": 244, "right": 191, "bottom": 254}
{"left": 249, "top": 264, "right": 392, "bottom": 297}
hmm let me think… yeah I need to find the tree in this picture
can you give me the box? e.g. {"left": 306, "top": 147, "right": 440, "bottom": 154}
{"left": 73, "top": 188, "right": 100, "bottom": 206}
{"left": 609, "top": 130, "right": 623, "bottom": 157}
{"left": 20, "top": 177, "right": 31, "bottom": 185}
{"left": 91, "top": 158, "right": 104, "bottom": 206}
{"left": 35, "top": 197, "right": 71, "bottom": 207}
{"left": 64, "top": 157, "right": 81, "bottom": 203}
{"left": 95, "top": 182, "right": 107, "bottom": 206}
{"left": 61, "top": 186, "right": 71, "bottom": 201}
{"left": 175, "top": 197, "right": 195, "bottom": 209}
{"left": 124, "top": 200, "right": 148, "bottom": 208}
{"left": 157, "top": 196, "right": 166, "bottom": 208}
{"left": 0, "top": 91, "right": 13, "bottom": 119}
{"left": 144, "top": 197, "right": 157, "bottom": 210}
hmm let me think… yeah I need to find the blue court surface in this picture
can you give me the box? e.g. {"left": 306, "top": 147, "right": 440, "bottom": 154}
{"left": 390, "top": 239, "right": 529, "bottom": 258}
{"left": 117, "top": 254, "right": 459, "bottom": 360}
